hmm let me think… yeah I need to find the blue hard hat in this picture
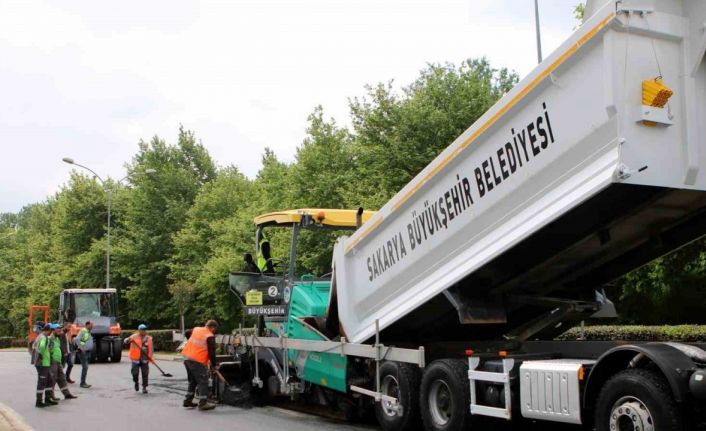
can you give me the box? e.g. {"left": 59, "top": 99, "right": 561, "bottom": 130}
{"left": 138, "top": 324, "right": 147, "bottom": 330}
{"left": 48, "top": 323, "right": 60, "bottom": 330}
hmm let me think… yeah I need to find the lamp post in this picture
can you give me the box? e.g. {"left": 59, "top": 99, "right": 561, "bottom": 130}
{"left": 62, "top": 157, "right": 155, "bottom": 289}
{"left": 534, "top": 0, "right": 543, "bottom": 64}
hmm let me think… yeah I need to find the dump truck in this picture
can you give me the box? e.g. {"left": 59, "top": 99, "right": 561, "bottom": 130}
{"left": 223, "top": 0, "right": 706, "bottom": 429}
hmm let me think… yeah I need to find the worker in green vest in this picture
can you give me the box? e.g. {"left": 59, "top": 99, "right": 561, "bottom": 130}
{"left": 257, "top": 238, "right": 275, "bottom": 274}
{"left": 49, "top": 324, "right": 77, "bottom": 400}
{"left": 32, "top": 323, "right": 56, "bottom": 408}
{"left": 74, "top": 321, "right": 94, "bottom": 388}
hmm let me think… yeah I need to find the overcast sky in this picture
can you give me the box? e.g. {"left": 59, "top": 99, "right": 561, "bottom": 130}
{"left": 0, "top": 0, "right": 581, "bottom": 213}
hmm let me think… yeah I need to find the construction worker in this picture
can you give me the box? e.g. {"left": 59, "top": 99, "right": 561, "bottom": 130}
{"left": 32, "top": 323, "right": 56, "bottom": 408}
{"left": 243, "top": 253, "right": 260, "bottom": 273}
{"left": 257, "top": 238, "right": 275, "bottom": 274}
{"left": 74, "top": 321, "right": 94, "bottom": 388}
{"left": 49, "top": 324, "right": 77, "bottom": 400}
{"left": 181, "top": 320, "right": 218, "bottom": 410}
{"left": 61, "top": 322, "right": 75, "bottom": 384}
{"left": 124, "top": 324, "right": 153, "bottom": 394}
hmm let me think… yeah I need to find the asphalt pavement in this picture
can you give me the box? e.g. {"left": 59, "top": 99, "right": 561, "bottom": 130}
{"left": 0, "top": 351, "right": 586, "bottom": 431}
{"left": 0, "top": 351, "right": 373, "bottom": 431}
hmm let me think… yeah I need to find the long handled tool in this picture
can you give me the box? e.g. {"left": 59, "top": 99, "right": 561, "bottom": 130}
{"left": 130, "top": 339, "right": 173, "bottom": 377}
{"left": 212, "top": 368, "right": 248, "bottom": 405}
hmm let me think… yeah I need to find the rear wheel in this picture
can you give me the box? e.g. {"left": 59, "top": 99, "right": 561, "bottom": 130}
{"left": 420, "top": 359, "right": 471, "bottom": 431}
{"left": 374, "top": 361, "right": 421, "bottom": 431}
{"left": 96, "top": 340, "right": 110, "bottom": 362}
{"left": 594, "top": 368, "right": 683, "bottom": 431}
{"left": 111, "top": 347, "right": 122, "bottom": 363}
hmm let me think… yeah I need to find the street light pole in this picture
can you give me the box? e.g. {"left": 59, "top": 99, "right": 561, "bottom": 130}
{"left": 106, "top": 188, "right": 112, "bottom": 290}
{"left": 534, "top": 0, "right": 543, "bottom": 64}
{"left": 62, "top": 157, "right": 155, "bottom": 290}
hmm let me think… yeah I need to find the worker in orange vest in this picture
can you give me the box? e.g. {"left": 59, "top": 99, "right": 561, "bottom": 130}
{"left": 123, "top": 324, "right": 153, "bottom": 394}
{"left": 181, "top": 320, "right": 218, "bottom": 410}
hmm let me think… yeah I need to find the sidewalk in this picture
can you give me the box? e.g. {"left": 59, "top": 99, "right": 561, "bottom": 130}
{"left": 0, "top": 402, "right": 34, "bottom": 431}
{"left": 153, "top": 352, "right": 183, "bottom": 362}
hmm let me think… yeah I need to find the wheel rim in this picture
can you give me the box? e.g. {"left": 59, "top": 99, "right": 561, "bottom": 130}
{"left": 428, "top": 379, "right": 453, "bottom": 426}
{"left": 609, "top": 396, "right": 654, "bottom": 431}
{"left": 381, "top": 375, "right": 400, "bottom": 417}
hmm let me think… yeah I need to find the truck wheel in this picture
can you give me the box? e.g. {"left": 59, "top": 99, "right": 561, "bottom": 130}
{"left": 420, "top": 359, "right": 471, "bottom": 431}
{"left": 96, "top": 341, "right": 110, "bottom": 362}
{"left": 111, "top": 347, "right": 122, "bottom": 363}
{"left": 251, "top": 362, "right": 273, "bottom": 407}
{"left": 594, "top": 368, "right": 683, "bottom": 431}
{"left": 374, "top": 361, "right": 421, "bottom": 431}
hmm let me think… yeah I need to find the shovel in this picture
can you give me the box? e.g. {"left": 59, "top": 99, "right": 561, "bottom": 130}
{"left": 130, "top": 339, "right": 173, "bottom": 377}
{"left": 212, "top": 368, "right": 249, "bottom": 405}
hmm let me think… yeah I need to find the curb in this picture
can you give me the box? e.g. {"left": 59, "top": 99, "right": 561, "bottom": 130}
{"left": 153, "top": 354, "right": 183, "bottom": 362}
{"left": 0, "top": 402, "right": 34, "bottom": 431}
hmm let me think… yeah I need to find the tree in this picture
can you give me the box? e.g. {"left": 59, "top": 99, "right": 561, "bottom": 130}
{"left": 168, "top": 280, "right": 196, "bottom": 334}
{"left": 170, "top": 166, "right": 254, "bottom": 330}
{"left": 114, "top": 128, "right": 216, "bottom": 325}
{"left": 574, "top": 3, "right": 586, "bottom": 25}
{"left": 349, "top": 59, "right": 518, "bottom": 209}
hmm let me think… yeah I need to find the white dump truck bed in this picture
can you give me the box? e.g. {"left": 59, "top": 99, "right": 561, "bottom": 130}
{"left": 333, "top": 0, "right": 706, "bottom": 344}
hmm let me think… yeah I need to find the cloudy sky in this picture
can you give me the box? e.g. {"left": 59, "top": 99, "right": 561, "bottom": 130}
{"left": 0, "top": 0, "right": 581, "bottom": 213}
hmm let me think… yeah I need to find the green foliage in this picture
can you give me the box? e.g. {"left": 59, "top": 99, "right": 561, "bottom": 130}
{"left": 120, "top": 329, "right": 180, "bottom": 352}
{"left": 0, "top": 337, "right": 27, "bottom": 349}
{"left": 558, "top": 325, "right": 706, "bottom": 342}
{"left": 574, "top": 3, "right": 586, "bottom": 24}
{"left": 350, "top": 59, "right": 518, "bottom": 208}
{"left": 114, "top": 128, "right": 216, "bottom": 325}
{"left": 608, "top": 238, "right": 706, "bottom": 324}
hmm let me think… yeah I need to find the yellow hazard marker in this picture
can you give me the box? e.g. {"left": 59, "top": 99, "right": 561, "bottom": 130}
{"left": 641, "top": 77, "right": 673, "bottom": 127}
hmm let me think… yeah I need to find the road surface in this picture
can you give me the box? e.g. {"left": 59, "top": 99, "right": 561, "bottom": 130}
{"left": 0, "top": 351, "right": 374, "bottom": 431}
{"left": 0, "top": 351, "right": 580, "bottom": 431}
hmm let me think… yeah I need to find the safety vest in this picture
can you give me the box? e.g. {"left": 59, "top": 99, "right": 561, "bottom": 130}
{"left": 257, "top": 239, "right": 272, "bottom": 272}
{"left": 128, "top": 333, "right": 153, "bottom": 362}
{"left": 50, "top": 335, "right": 62, "bottom": 363}
{"left": 181, "top": 326, "right": 213, "bottom": 365}
{"left": 32, "top": 333, "right": 51, "bottom": 367}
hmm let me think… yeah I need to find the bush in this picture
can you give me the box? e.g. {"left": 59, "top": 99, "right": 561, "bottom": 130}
{"left": 0, "top": 337, "right": 27, "bottom": 348}
{"left": 557, "top": 325, "right": 706, "bottom": 342}
{"left": 120, "top": 329, "right": 181, "bottom": 352}
{"left": 11, "top": 338, "right": 27, "bottom": 348}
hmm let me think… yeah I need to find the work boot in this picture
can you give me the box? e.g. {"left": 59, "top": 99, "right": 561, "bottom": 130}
{"left": 44, "top": 393, "right": 58, "bottom": 406}
{"left": 62, "top": 390, "right": 77, "bottom": 399}
{"left": 134, "top": 382, "right": 139, "bottom": 392}
{"left": 142, "top": 387, "right": 148, "bottom": 394}
{"left": 35, "top": 395, "right": 46, "bottom": 408}
{"left": 49, "top": 392, "right": 60, "bottom": 402}
{"left": 67, "top": 378, "right": 75, "bottom": 384}
{"left": 197, "top": 399, "right": 216, "bottom": 411}
{"left": 183, "top": 399, "right": 198, "bottom": 408}
{"left": 80, "top": 383, "right": 91, "bottom": 389}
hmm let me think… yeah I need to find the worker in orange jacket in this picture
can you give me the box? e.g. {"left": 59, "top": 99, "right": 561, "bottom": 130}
{"left": 123, "top": 324, "right": 153, "bottom": 394}
{"left": 181, "top": 320, "right": 218, "bottom": 410}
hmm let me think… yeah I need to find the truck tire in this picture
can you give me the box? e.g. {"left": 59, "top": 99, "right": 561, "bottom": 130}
{"left": 251, "top": 361, "right": 273, "bottom": 407}
{"left": 96, "top": 340, "right": 110, "bottom": 362}
{"left": 111, "top": 347, "right": 122, "bottom": 363}
{"left": 594, "top": 368, "right": 683, "bottom": 431}
{"left": 420, "top": 359, "right": 471, "bottom": 431}
{"left": 374, "top": 361, "right": 421, "bottom": 431}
